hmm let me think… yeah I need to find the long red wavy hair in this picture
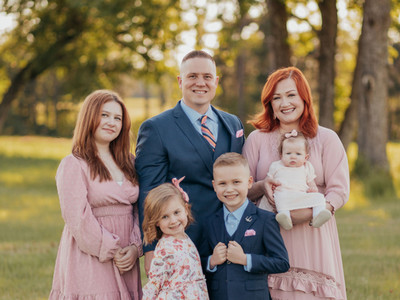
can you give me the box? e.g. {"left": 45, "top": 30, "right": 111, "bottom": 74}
{"left": 249, "top": 67, "right": 318, "bottom": 138}
{"left": 72, "top": 90, "right": 137, "bottom": 184}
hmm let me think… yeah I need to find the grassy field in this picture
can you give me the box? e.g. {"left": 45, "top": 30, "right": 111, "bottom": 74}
{"left": 0, "top": 136, "right": 399, "bottom": 299}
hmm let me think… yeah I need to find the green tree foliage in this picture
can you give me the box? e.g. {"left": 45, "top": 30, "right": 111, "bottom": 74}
{"left": 211, "top": 0, "right": 263, "bottom": 123}
{"left": 0, "top": 0, "right": 184, "bottom": 134}
{"left": 1, "top": 0, "right": 399, "bottom": 144}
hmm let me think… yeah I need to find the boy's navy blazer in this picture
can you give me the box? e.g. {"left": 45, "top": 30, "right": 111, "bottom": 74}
{"left": 135, "top": 101, "right": 245, "bottom": 251}
{"left": 200, "top": 202, "right": 290, "bottom": 300}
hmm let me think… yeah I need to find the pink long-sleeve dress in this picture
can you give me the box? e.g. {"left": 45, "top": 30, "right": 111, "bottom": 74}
{"left": 243, "top": 126, "right": 349, "bottom": 300}
{"left": 49, "top": 154, "right": 143, "bottom": 300}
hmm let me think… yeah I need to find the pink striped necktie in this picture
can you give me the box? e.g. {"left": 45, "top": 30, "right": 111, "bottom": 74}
{"left": 200, "top": 115, "right": 216, "bottom": 151}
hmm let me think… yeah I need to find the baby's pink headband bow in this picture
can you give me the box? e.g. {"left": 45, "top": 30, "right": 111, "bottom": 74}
{"left": 172, "top": 177, "right": 189, "bottom": 203}
{"left": 284, "top": 129, "right": 298, "bottom": 138}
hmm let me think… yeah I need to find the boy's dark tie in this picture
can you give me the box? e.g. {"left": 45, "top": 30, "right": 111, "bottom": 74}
{"left": 200, "top": 115, "right": 216, "bottom": 151}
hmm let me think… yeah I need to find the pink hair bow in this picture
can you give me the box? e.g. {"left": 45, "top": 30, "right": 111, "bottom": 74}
{"left": 172, "top": 177, "right": 189, "bottom": 203}
{"left": 284, "top": 129, "right": 298, "bottom": 138}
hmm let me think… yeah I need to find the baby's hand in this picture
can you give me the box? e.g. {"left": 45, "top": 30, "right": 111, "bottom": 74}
{"left": 307, "top": 186, "right": 318, "bottom": 193}
{"left": 307, "top": 181, "right": 318, "bottom": 193}
{"left": 227, "top": 241, "right": 247, "bottom": 266}
{"left": 210, "top": 242, "right": 227, "bottom": 268}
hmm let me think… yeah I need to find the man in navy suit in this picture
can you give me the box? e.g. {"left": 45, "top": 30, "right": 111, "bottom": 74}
{"left": 201, "top": 153, "right": 289, "bottom": 300}
{"left": 135, "top": 50, "right": 245, "bottom": 274}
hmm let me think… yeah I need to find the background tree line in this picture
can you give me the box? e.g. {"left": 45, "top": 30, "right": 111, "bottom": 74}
{"left": 1, "top": 0, "right": 399, "bottom": 196}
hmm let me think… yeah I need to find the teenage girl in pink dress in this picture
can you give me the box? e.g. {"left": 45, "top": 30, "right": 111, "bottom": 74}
{"left": 49, "top": 90, "right": 142, "bottom": 299}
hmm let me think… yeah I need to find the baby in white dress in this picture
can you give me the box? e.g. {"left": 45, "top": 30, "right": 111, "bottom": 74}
{"left": 260, "top": 130, "right": 331, "bottom": 230}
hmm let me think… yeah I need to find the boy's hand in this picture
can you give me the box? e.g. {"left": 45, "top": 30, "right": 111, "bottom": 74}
{"left": 210, "top": 242, "right": 227, "bottom": 268}
{"left": 227, "top": 241, "right": 247, "bottom": 266}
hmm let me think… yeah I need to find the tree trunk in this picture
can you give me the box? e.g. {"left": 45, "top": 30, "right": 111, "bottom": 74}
{"left": 356, "top": 0, "right": 391, "bottom": 170}
{"left": 338, "top": 31, "right": 363, "bottom": 149}
{"left": 266, "top": 0, "right": 291, "bottom": 73}
{"left": 338, "top": 86, "right": 358, "bottom": 149}
{"left": 317, "top": 0, "right": 337, "bottom": 130}
{"left": 159, "top": 85, "right": 166, "bottom": 109}
{"left": 143, "top": 82, "right": 150, "bottom": 120}
{"left": 236, "top": 50, "right": 246, "bottom": 121}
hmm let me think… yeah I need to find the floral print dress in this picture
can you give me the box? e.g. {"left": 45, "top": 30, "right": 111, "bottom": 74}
{"left": 142, "top": 234, "right": 209, "bottom": 300}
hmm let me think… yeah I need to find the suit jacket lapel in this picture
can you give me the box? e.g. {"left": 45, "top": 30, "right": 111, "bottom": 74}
{"left": 211, "top": 210, "right": 227, "bottom": 271}
{"left": 234, "top": 202, "right": 257, "bottom": 244}
{"left": 211, "top": 210, "right": 225, "bottom": 243}
{"left": 213, "top": 107, "right": 242, "bottom": 152}
{"left": 173, "top": 102, "right": 214, "bottom": 173}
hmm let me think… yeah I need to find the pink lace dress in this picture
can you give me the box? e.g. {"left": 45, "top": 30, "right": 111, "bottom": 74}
{"left": 49, "top": 155, "right": 143, "bottom": 300}
{"left": 142, "top": 234, "right": 209, "bottom": 300}
{"left": 243, "top": 127, "right": 349, "bottom": 300}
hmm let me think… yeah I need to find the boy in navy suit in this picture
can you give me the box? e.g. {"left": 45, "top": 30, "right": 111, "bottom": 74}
{"left": 201, "top": 152, "right": 289, "bottom": 300}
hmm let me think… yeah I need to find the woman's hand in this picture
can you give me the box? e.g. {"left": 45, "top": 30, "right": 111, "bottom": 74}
{"left": 326, "top": 202, "right": 334, "bottom": 214}
{"left": 262, "top": 177, "right": 281, "bottom": 211}
{"left": 247, "top": 177, "right": 281, "bottom": 211}
{"left": 114, "top": 245, "right": 139, "bottom": 275}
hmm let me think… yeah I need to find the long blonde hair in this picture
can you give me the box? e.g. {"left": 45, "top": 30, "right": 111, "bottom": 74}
{"left": 142, "top": 183, "right": 194, "bottom": 245}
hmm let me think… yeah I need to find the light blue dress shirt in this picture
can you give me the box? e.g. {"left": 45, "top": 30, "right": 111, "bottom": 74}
{"left": 180, "top": 100, "right": 219, "bottom": 140}
{"left": 207, "top": 199, "right": 252, "bottom": 272}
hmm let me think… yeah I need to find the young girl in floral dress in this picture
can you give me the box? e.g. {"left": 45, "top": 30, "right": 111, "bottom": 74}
{"left": 142, "top": 177, "right": 209, "bottom": 300}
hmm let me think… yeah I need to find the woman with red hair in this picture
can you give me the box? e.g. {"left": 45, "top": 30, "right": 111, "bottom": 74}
{"left": 243, "top": 67, "right": 349, "bottom": 300}
{"left": 49, "top": 90, "right": 143, "bottom": 299}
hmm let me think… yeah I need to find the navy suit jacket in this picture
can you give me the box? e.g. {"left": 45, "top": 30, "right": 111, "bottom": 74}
{"left": 200, "top": 202, "right": 289, "bottom": 300}
{"left": 135, "top": 101, "right": 245, "bottom": 252}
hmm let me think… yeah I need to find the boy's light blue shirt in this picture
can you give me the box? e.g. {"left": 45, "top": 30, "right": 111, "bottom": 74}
{"left": 207, "top": 199, "right": 252, "bottom": 272}
{"left": 180, "top": 100, "right": 219, "bottom": 140}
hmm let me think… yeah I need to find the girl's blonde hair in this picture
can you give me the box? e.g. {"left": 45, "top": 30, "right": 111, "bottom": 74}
{"left": 142, "top": 183, "right": 194, "bottom": 245}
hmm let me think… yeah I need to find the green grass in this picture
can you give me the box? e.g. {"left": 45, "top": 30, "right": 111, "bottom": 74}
{"left": 0, "top": 136, "right": 399, "bottom": 299}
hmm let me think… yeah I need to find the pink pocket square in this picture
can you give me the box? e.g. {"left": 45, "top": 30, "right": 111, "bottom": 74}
{"left": 244, "top": 229, "right": 256, "bottom": 237}
{"left": 236, "top": 129, "right": 244, "bottom": 138}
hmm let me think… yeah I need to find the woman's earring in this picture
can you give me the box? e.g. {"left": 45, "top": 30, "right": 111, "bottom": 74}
{"left": 273, "top": 114, "right": 277, "bottom": 120}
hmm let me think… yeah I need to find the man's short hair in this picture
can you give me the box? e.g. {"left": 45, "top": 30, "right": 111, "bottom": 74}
{"left": 181, "top": 50, "right": 215, "bottom": 64}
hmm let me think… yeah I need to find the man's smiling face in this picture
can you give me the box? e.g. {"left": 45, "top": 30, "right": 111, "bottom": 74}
{"left": 178, "top": 57, "right": 219, "bottom": 115}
